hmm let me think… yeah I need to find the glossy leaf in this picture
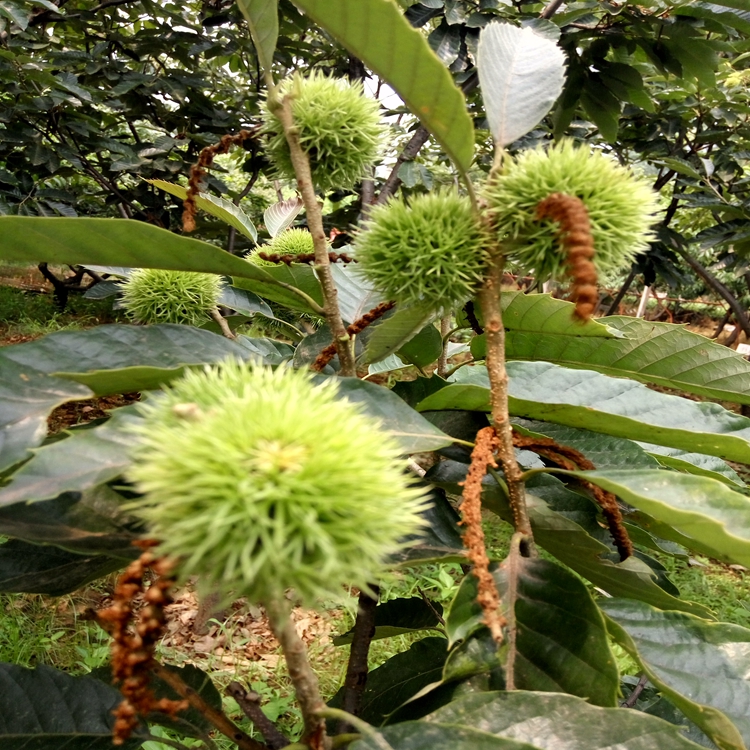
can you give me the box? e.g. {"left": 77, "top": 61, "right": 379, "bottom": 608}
{"left": 639, "top": 442, "right": 745, "bottom": 489}
{"left": 481, "top": 313, "right": 750, "bottom": 405}
{"left": 0, "top": 539, "right": 123, "bottom": 596}
{"left": 0, "top": 216, "right": 273, "bottom": 280}
{"left": 418, "top": 362, "right": 750, "bottom": 463}
{"left": 603, "top": 598, "right": 750, "bottom": 750}
{"left": 332, "top": 637, "right": 448, "bottom": 727}
{"left": 569, "top": 469, "right": 750, "bottom": 568}
{"left": 334, "top": 598, "right": 444, "bottom": 646}
{"left": 426, "top": 691, "right": 707, "bottom": 749}
{"left": 0, "top": 356, "right": 92, "bottom": 473}
{"left": 477, "top": 23, "right": 565, "bottom": 147}
{"left": 328, "top": 376, "right": 452, "bottom": 453}
{"left": 148, "top": 179, "right": 258, "bottom": 242}
{"left": 446, "top": 558, "right": 619, "bottom": 706}
{"left": 0, "top": 486, "right": 140, "bottom": 559}
{"left": 0, "top": 406, "right": 140, "bottom": 507}
{"left": 233, "top": 262, "right": 324, "bottom": 314}
{"left": 329, "top": 263, "right": 384, "bottom": 325}
{"left": 290, "top": 0, "right": 474, "bottom": 172}
{"left": 364, "top": 303, "right": 436, "bottom": 364}
{"left": 428, "top": 461, "right": 710, "bottom": 617}
{"left": 351, "top": 722, "right": 539, "bottom": 750}
{"left": 236, "top": 0, "right": 279, "bottom": 72}
{"left": 263, "top": 196, "right": 303, "bottom": 238}
{"left": 0, "top": 324, "right": 255, "bottom": 396}
{"left": 0, "top": 663, "right": 143, "bottom": 749}
{"left": 218, "top": 285, "right": 273, "bottom": 317}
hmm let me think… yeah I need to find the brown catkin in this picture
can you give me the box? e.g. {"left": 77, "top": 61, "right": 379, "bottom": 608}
{"left": 535, "top": 193, "right": 598, "bottom": 321}
{"left": 459, "top": 426, "right": 505, "bottom": 643}
{"left": 256, "top": 251, "right": 356, "bottom": 265}
{"left": 311, "top": 300, "right": 396, "bottom": 372}
{"left": 182, "top": 128, "right": 259, "bottom": 232}
{"left": 97, "top": 542, "right": 187, "bottom": 744}
{"left": 512, "top": 431, "right": 633, "bottom": 561}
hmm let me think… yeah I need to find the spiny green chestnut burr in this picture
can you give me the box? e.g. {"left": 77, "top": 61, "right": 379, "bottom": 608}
{"left": 485, "top": 140, "right": 659, "bottom": 281}
{"left": 263, "top": 71, "right": 386, "bottom": 192}
{"left": 125, "top": 361, "right": 429, "bottom": 608}
{"left": 120, "top": 269, "right": 222, "bottom": 326}
{"left": 355, "top": 191, "right": 488, "bottom": 309}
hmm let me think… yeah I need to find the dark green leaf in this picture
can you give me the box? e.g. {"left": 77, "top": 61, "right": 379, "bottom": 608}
{"left": 0, "top": 486, "right": 140, "bottom": 559}
{"left": 603, "top": 598, "right": 750, "bottom": 750}
{"left": 323, "top": 377, "right": 452, "bottom": 453}
{"left": 0, "top": 324, "right": 257, "bottom": 396}
{"left": 364, "top": 303, "right": 436, "bottom": 365}
{"left": 334, "top": 598, "right": 444, "bottom": 646}
{"left": 351, "top": 722, "right": 539, "bottom": 750}
{"left": 398, "top": 322, "right": 443, "bottom": 369}
{"left": 0, "top": 356, "right": 92, "bottom": 473}
{"left": 0, "top": 663, "right": 142, "bottom": 749}
{"left": 0, "top": 539, "right": 123, "bottom": 596}
{"left": 218, "top": 286, "right": 273, "bottom": 316}
{"left": 333, "top": 637, "right": 448, "bottom": 727}
{"left": 0, "top": 406, "right": 140, "bottom": 507}
{"left": 290, "top": 0, "right": 474, "bottom": 172}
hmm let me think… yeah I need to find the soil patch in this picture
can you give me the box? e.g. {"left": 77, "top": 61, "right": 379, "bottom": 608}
{"left": 47, "top": 393, "right": 141, "bottom": 434}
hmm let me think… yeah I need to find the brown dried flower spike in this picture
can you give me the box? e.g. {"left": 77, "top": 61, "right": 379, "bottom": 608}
{"left": 459, "top": 426, "right": 505, "bottom": 643}
{"left": 97, "top": 541, "right": 187, "bottom": 745}
{"left": 535, "top": 193, "right": 598, "bottom": 321}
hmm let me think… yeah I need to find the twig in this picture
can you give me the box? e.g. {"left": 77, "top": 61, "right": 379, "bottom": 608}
{"left": 210, "top": 308, "right": 237, "bottom": 340}
{"left": 621, "top": 673, "right": 649, "bottom": 708}
{"left": 268, "top": 89, "right": 356, "bottom": 376}
{"left": 337, "top": 587, "right": 380, "bottom": 734}
{"left": 226, "top": 682, "right": 289, "bottom": 749}
{"left": 502, "top": 533, "right": 525, "bottom": 690}
{"left": 477, "top": 251, "right": 535, "bottom": 554}
{"left": 151, "top": 663, "right": 268, "bottom": 750}
{"left": 265, "top": 599, "right": 330, "bottom": 750}
{"left": 540, "top": 0, "right": 566, "bottom": 19}
{"left": 437, "top": 316, "right": 451, "bottom": 377}
{"left": 374, "top": 125, "right": 431, "bottom": 206}
{"left": 605, "top": 266, "right": 637, "bottom": 316}
{"left": 311, "top": 300, "right": 396, "bottom": 372}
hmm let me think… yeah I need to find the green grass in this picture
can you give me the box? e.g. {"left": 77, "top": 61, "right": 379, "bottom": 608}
{"left": 0, "top": 283, "right": 124, "bottom": 338}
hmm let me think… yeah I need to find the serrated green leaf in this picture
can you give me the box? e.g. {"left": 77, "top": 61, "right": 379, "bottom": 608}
{"left": 418, "top": 362, "right": 750, "bottom": 463}
{"left": 290, "top": 0, "right": 474, "bottom": 172}
{"left": 567, "top": 468, "right": 750, "bottom": 568}
{"left": 263, "top": 197, "right": 303, "bottom": 238}
{"left": 603, "top": 598, "right": 750, "bottom": 750}
{"left": 476, "top": 313, "right": 750, "bottom": 405}
{"left": 0, "top": 357, "right": 92, "bottom": 473}
{"left": 425, "top": 691, "right": 707, "bottom": 749}
{"left": 148, "top": 179, "right": 258, "bottom": 243}
{"left": 0, "top": 663, "right": 143, "bottom": 750}
{"left": 236, "top": 0, "right": 278, "bottom": 72}
{"left": 315, "top": 376, "right": 452, "bottom": 453}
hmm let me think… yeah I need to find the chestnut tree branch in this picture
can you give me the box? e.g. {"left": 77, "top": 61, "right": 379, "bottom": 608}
{"left": 267, "top": 89, "right": 356, "bottom": 376}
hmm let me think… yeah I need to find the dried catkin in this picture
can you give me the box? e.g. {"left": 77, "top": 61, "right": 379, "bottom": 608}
{"left": 459, "top": 426, "right": 505, "bottom": 643}
{"left": 535, "top": 193, "right": 598, "bottom": 321}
